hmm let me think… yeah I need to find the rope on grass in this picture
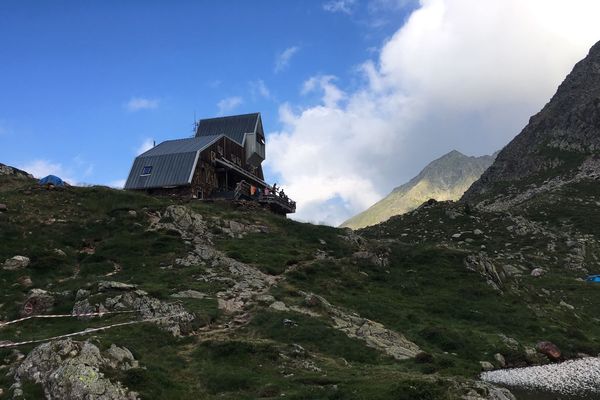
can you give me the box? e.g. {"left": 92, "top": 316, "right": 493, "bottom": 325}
{"left": 0, "top": 310, "right": 136, "bottom": 328}
{"left": 0, "top": 313, "right": 187, "bottom": 349}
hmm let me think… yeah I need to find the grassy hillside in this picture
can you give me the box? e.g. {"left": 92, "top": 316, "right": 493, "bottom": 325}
{"left": 1, "top": 174, "right": 599, "bottom": 399}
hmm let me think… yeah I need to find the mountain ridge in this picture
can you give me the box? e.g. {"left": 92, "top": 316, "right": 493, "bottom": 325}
{"left": 463, "top": 40, "right": 600, "bottom": 207}
{"left": 341, "top": 149, "right": 495, "bottom": 229}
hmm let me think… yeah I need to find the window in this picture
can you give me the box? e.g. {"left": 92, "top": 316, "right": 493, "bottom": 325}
{"left": 141, "top": 166, "right": 153, "bottom": 176}
{"left": 217, "top": 145, "right": 223, "bottom": 155}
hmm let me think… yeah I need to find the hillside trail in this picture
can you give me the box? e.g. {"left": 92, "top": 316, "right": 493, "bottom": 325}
{"left": 148, "top": 205, "right": 422, "bottom": 360}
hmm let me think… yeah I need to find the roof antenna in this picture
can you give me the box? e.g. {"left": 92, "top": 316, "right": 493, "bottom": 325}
{"left": 192, "top": 111, "right": 199, "bottom": 137}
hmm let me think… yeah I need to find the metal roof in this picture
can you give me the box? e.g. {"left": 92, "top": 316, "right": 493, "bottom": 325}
{"left": 124, "top": 135, "right": 221, "bottom": 190}
{"left": 138, "top": 135, "right": 221, "bottom": 157}
{"left": 196, "top": 113, "right": 260, "bottom": 145}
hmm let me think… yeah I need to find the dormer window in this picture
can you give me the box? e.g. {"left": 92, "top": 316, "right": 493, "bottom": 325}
{"left": 141, "top": 166, "right": 153, "bottom": 176}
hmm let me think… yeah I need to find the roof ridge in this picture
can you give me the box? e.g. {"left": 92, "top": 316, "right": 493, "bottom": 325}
{"left": 198, "top": 112, "right": 260, "bottom": 122}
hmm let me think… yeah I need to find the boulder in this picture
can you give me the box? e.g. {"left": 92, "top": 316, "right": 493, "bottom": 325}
{"left": 494, "top": 353, "right": 506, "bottom": 368}
{"left": 473, "top": 229, "right": 484, "bottom": 235}
{"left": 530, "top": 268, "right": 545, "bottom": 277}
{"left": 104, "top": 344, "right": 139, "bottom": 370}
{"left": 536, "top": 341, "right": 561, "bottom": 361}
{"left": 229, "top": 220, "right": 245, "bottom": 234}
{"left": 254, "top": 294, "right": 275, "bottom": 304}
{"left": 13, "top": 339, "right": 139, "bottom": 400}
{"left": 17, "top": 275, "right": 32, "bottom": 287}
{"left": 21, "top": 289, "right": 55, "bottom": 316}
{"left": 269, "top": 301, "right": 289, "bottom": 311}
{"left": 559, "top": 300, "right": 575, "bottom": 310}
{"left": 480, "top": 361, "right": 495, "bottom": 371}
{"left": 3, "top": 255, "right": 30, "bottom": 271}
{"left": 0, "top": 203, "right": 7, "bottom": 212}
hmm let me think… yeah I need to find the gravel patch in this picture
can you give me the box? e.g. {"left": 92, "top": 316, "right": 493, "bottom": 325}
{"left": 481, "top": 357, "right": 600, "bottom": 395}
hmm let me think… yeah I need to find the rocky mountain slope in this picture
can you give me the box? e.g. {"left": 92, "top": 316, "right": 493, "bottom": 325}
{"left": 463, "top": 40, "right": 600, "bottom": 209}
{"left": 341, "top": 150, "right": 495, "bottom": 229}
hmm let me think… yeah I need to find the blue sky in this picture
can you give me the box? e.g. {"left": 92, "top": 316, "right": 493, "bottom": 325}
{"left": 0, "top": 0, "right": 414, "bottom": 187}
{"left": 2, "top": 1, "right": 600, "bottom": 225}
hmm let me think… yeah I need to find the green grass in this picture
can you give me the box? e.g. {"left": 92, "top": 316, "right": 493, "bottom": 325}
{"left": 3, "top": 174, "right": 600, "bottom": 399}
{"left": 216, "top": 217, "right": 355, "bottom": 275}
{"left": 248, "top": 311, "right": 383, "bottom": 364}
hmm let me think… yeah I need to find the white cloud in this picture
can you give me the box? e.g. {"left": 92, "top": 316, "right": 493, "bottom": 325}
{"left": 135, "top": 138, "right": 155, "bottom": 155}
{"left": 108, "top": 179, "right": 126, "bottom": 189}
{"left": 274, "top": 46, "right": 300, "bottom": 73}
{"left": 217, "top": 96, "right": 243, "bottom": 115}
{"left": 18, "top": 159, "right": 78, "bottom": 185}
{"left": 124, "top": 97, "right": 159, "bottom": 112}
{"left": 302, "top": 75, "right": 346, "bottom": 108}
{"left": 250, "top": 80, "right": 271, "bottom": 100}
{"left": 268, "top": 0, "right": 600, "bottom": 226}
{"left": 323, "top": 0, "right": 357, "bottom": 14}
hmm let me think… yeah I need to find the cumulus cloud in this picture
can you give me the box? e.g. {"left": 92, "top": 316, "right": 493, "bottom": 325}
{"left": 18, "top": 159, "right": 78, "bottom": 185}
{"left": 217, "top": 96, "right": 243, "bottom": 115}
{"left": 125, "top": 97, "right": 159, "bottom": 112}
{"left": 267, "top": 0, "right": 600, "bottom": 226}
{"left": 275, "top": 46, "right": 300, "bottom": 73}
{"left": 323, "top": 0, "right": 357, "bottom": 14}
{"left": 135, "top": 138, "right": 155, "bottom": 155}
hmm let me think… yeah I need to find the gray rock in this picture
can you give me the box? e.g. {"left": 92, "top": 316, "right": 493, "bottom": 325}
{"left": 502, "top": 264, "right": 524, "bottom": 277}
{"left": 255, "top": 294, "right": 275, "bottom": 304}
{"left": 21, "top": 289, "right": 55, "bottom": 316}
{"left": 98, "top": 281, "right": 136, "bottom": 292}
{"left": 530, "top": 268, "right": 545, "bottom": 277}
{"left": 104, "top": 344, "right": 139, "bottom": 370}
{"left": 13, "top": 339, "right": 139, "bottom": 400}
{"left": 269, "top": 301, "right": 289, "bottom": 311}
{"left": 494, "top": 353, "right": 506, "bottom": 368}
{"left": 473, "top": 229, "right": 484, "bottom": 235}
{"left": 304, "top": 292, "right": 421, "bottom": 360}
{"left": 480, "top": 361, "right": 495, "bottom": 371}
{"left": 18, "top": 275, "right": 32, "bottom": 287}
{"left": 229, "top": 220, "right": 245, "bottom": 234}
{"left": 3, "top": 255, "right": 30, "bottom": 271}
{"left": 54, "top": 248, "right": 67, "bottom": 257}
{"left": 465, "top": 253, "right": 505, "bottom": 291}
{"left": 171, "top": 290, "right": 207, "bottom": 299}
{"left": 559, "top": 300, "right": 575, "bottom": 310}
{"left": 75, "top": 289, "right": 91, "bottom": 301}
{"left": 0, "top": 203, "right": 7, "bottom": 212}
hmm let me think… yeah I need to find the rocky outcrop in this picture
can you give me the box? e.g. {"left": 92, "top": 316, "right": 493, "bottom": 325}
{"left": 0, "top": 163, "right": 32, "bottom": 178}
{"left": 2, "top": 255, "right": 30, "bottom": 271}
{"left": 12, "top": 339, "right": 138, "bottom": 400}
{"left": 149, "top": 205, "right": 277, "bottom": 314}
{"left": 297, "top": 293, "right": 421, "bottom": 360}
{"left": 72, "top": 285, "right": 196, "bottom": 336}
{"left": 464, "top": 253, "right": 506, "bottom": 291}
{"left": 463, "top": 40, "right": 600, "bottom": 205}
{"left": 22, "top": 289, "right": 55, "bottom": 316}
